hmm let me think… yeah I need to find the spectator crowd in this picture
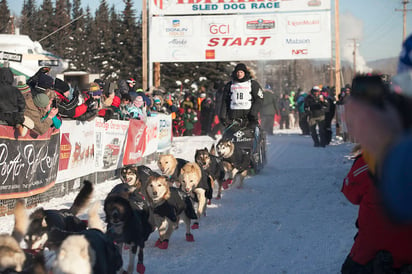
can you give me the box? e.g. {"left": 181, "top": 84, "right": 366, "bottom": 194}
{"left": 0, "top": 64, "right": 354, "bottom": 144}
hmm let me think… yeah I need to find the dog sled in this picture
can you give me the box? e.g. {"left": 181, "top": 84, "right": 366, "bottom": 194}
{"left": 221, "top": 120, "right": 267, "bottom": 174}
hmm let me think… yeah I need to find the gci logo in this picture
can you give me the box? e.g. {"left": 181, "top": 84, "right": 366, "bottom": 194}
{"left": 209, "top": 24, "right": 230, "bottom": 35}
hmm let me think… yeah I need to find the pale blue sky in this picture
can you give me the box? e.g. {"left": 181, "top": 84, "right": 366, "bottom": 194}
{"left": 7, "top": 0, "right": 411, "bottom": 62}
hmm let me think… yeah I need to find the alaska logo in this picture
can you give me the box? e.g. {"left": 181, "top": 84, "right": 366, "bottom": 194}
{"left": 246, "top": 19, "right": 275, "bottom": 30}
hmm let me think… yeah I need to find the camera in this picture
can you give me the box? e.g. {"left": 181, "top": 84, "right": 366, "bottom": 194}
{"left": 52, "top": 98, "right": 58, "bottom": 108}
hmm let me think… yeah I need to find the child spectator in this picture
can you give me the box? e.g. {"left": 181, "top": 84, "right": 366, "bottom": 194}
{"left": 182, "top": 107, "right": 197, "bottom": 136}
{"left": 128, "top": 95, "right": 148, "bottom": 121}
{"left": 119, "top": 93, "right": 133, "bottom": 120}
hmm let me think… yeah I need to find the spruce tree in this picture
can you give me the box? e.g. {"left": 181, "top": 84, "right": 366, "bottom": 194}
{"left": 93, "top": 0, "right": 112, "bottom": 79}
{"left": 69, "top": 0, "right": 85, "bottom": 71}
{"left": 83, "top": 7, "right": 95, "bottom": 73}
{"left": 53, "top": 0, "right": 72, "bottom": 57}
{"left": 0, "top": 0, "right": 11, "bottom": 33}
{"left": 117, "top": 0, "right": 141, "bottom": 81}
{"left": 36, "top": 0, "right": 54, "bottom": 49}
{"left": 107, "top": 6, "right": 122, "bottom": 81}
{"left": 20, "top": 0, "right": 37, "bottom": 37}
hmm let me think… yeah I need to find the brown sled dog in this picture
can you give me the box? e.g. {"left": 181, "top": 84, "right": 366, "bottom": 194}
{"left": 145, "top": 176, "right": 198, "bottom": 249}
{"left": 157, "top": 154, "right": 188, "bottom": 187}
{"left": 179, "top": 162, "right": 213, "bottom": 229}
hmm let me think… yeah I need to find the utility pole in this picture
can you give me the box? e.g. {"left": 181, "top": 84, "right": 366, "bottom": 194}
{"left": 334, "top": 0, "right": 341, "bottom": 100}
{"left": 330, "top": 43, "right": 334, "bottom": 87}
{"left": 142, "top": 0, "right": 148, "bottom": 90}
{"left": 395, "top": 0, "right": 412, "bottom": 41}
{"left": 348, "top": 38, "right": 358, "bottom": 76}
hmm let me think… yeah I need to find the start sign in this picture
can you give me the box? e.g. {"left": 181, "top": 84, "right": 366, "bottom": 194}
{"left": 207, "top": 36, "right": 271, "bottom": 47}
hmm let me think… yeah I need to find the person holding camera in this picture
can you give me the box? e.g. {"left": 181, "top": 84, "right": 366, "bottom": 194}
{"left": 43, "top": 89, "right": 62, "bottom": 130}
{"left": 304, "top": 86, "right": 329, "bottom": 147}
{"left": 219, "top": 63, "right": 264, "bottom": 129}
{"left": 23, "top": 92, "right": 58, "bottom": 136}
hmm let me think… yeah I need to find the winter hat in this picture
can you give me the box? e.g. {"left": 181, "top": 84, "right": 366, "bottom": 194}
{"left": 33, "top": 93, "right": 50, "bottom": 108}
{"left": 0, "top": 67, "right": 14, "bottom": 85}
{"left": 154, "top": 98, "right": 161, "bottom": 104}
{"left": 234, "top": 63, "right": 248, "bottom": 73}
{"left": 398, "top": 34, "right": 412, "bottom": 74}
{"left": 54, "top": 78, "right": 70, "bottom": 94}
{"left": 90, "top": 82, "right": 102, "bottom": 96}
{"left": 311, "top": 86, "right": 321, "bottom": 93}
{"left": 133, "top": 96, "right": 144, "bottom": 108}
{"left": 127, "top": 78, "right": 136, "bottom": 86}
{"left": 37, "top": 73, "right": 54, "bottom": 89}
{"left": 17, "top": 81, "right": 31, "bottom": 94}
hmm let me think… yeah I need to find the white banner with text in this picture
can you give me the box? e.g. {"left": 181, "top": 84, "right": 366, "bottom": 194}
{"left": 149, "top": 0, "right": 330, "bottom": 16}
{"left": 150, "top": 11, "right": 331, "bottom": 62}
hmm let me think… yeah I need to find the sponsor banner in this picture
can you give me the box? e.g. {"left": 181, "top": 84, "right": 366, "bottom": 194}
{"left": 150, "top": 0, "right": 329, "bottom": 16}
{"left": 157, "top": 114, "right": 173, "bottom": 152}
{"left": 0, "top": 51, "right": 23, "bottom": 62}
{"left": 143, "top": 116, "right": 159, "bottom": 157}
{"left": 123, "top": 119, "right": 147, "bottom": 165}
{"left": 0, "top": 126, "right": 59, "bottom": 199}
{"left": 150, "top": 12, "right": 331, "bottom": 62}
{"left": 94, "top": 118, "right": 129, "bottom": 171}
{"left": 56, "top": 120, "right": 95, "bottom": 182}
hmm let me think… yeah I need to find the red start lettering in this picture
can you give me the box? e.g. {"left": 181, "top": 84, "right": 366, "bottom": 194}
{"left": 207, "top": 36, "right": 271, "bottom": 47}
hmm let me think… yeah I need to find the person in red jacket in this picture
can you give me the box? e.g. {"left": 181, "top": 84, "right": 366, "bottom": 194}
{"left": 341, "top": 148, "right": 412, "bottom": 273}
{"left": 53, "top": 78, "right": 97, "bottom": 121}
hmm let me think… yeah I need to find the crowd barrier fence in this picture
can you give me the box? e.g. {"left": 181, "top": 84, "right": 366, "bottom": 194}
{"left": 0, "top": 114, "right": 172, "bottom": 215}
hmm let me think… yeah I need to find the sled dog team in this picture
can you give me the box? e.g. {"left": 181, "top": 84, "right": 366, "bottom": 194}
{"left": 0, "top": 138, "right": 255, "bottom": 274}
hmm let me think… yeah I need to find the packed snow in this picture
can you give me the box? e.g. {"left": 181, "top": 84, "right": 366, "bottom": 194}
{"left": 0, "top": 128, "right": 359, "bottom": 274}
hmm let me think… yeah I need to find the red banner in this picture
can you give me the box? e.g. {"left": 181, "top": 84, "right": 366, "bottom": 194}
{"left": 122, "top": 119, "right": 147, "bottom": 165}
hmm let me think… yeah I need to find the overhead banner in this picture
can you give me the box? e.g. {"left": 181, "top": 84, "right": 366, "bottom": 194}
{"left": 150, "top": 0, "right": 329, "bottom": 16}
{"left": 150, "top": 11, "right": 331, "bottom": 62}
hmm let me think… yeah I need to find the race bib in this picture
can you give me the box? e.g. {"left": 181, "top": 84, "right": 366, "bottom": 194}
{"left": 230, "top": 80, "right": 252, "bottom": 110}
